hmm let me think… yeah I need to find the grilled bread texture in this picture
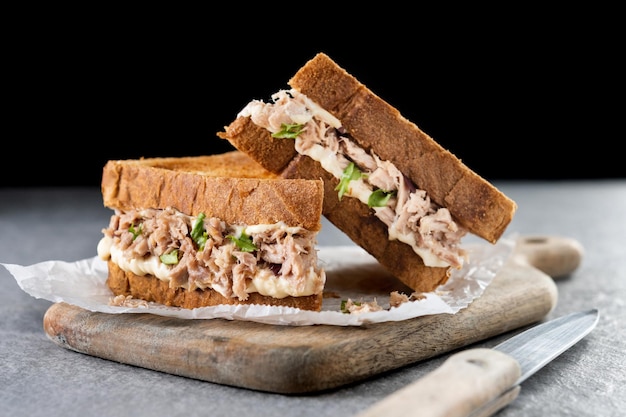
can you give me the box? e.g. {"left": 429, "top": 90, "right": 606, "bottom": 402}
{"left": 101, "top": 151, "right": 323, "bottom": 231}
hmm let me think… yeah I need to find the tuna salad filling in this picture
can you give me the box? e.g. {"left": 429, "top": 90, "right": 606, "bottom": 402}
{"left": 239, "top": 89, "right": 468, "bottom": 269}
{"left": 97, "top": 207, "right": 325, "bottom": 300}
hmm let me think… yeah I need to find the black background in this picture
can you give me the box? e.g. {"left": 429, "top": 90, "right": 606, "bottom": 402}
{"left": 4, "top": 11, "right": 622, "bottom": 187}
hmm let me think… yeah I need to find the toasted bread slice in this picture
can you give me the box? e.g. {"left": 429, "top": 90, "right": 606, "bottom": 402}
{"left": 288, "top": 53, "right": 516, "bottom": 242}
{"left": 101, "top": 151, "right": 323, "bottom": 231}
{"left": 99, "top": 151, "right": 325, "bottom": 311}
{"left": 218, "top": 53, "right": 516, "bottom": 293}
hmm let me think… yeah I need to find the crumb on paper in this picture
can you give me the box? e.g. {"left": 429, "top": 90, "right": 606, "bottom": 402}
{"left": 389, "top": 291, "right": 426, "bottom": 308}
{"left": 341, "top": 291, "right": 428, "bottom": 314}
{"left": 342, "top": 298, "right": 384, "bottom": 314}
{"left": 109, "top": 295, "right": 149, "bottom": 308}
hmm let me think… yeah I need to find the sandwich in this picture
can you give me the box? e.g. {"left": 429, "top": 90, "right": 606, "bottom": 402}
{"left": 97, "top": 150, "right": 326, "bottom": 311}
{"left": 218, "top": 52, "right": 517, "bottom": 293}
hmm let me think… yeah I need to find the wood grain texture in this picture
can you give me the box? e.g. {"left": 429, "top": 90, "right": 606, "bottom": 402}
{"left": 42, "top": 236, "right": 580, "bottom": 394}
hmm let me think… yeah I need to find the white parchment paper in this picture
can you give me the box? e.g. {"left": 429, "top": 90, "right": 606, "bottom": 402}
{"left": 3, "top": 237, "right": 514, "bottom": 326}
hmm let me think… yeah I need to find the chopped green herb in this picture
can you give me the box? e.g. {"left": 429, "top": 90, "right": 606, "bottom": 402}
{"left": 227, "top": 230, "right": 257, "bottom": 252}
{"left": 272, "top": 123, "right": 305, "bottom": 139}
{"left": 129, "top": 223, "right": 143, "bottom": 240}
{"left": 335, "top": 162, "right": 361, "bottom": 200}
{"left": 160, "top": 249, "right": 179, "bottom": 265}
{"left": 191, "top": 212, "right": 208, "bottom": 250}
{"left": 368, "top": 189, "right": 396, "bottom": 208}
{"left": 340, "top": 299, "right": 361, "bottom": 314}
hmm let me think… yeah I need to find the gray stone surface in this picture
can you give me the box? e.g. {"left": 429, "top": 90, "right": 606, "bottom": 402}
{"left": 1, "top": 182, "right": 625, "bottom": 417}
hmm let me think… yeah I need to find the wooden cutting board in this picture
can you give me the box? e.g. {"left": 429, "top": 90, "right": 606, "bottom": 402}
{"left": 43, "top": 235, "right": 581, "bottom": 394}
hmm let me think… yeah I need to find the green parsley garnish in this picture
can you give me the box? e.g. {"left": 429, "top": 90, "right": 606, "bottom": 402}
{"left": 368, "top": 189, "right": 396, "bottom": 208}
{"left": 227, "top": 230, "right": 257, "bottom": 252}
{"left": 128, "top": 223, "right": 143, "bottom": 240}
{"left": 272, "top": 123, "right": 305, "bottom": 139}
{"left": 335, "top": 162, "right": 361, "bottom": 200}
{"left": 191, "top": 212, "right": 208, "bottom": 250}
{"left": 340, "top": 299, "right": 361, "bottom": 314}
{"left": 160, "top": 249, "right": 179, "bottom": 265}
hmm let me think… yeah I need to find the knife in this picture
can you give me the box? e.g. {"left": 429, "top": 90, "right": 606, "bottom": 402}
{"left": 355, "top": 309, "right": 599, "bottom": 417}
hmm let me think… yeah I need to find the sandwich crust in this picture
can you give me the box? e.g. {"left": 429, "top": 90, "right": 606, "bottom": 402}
{"left": 106, "top": 261, "right": 323, "bottom": 311}
{"left": 218, "top": 117, "right": 296, "bottom": 174}
{"left": 101, "top": 152, "right": 323, "bottom": 231}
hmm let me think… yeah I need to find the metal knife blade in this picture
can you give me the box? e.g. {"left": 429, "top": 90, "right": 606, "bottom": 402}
{"left": 494, "top": 308, "right": 599, "bottom": 386}
{"left": 355, "top": 309, "right": 599, "bottom": 417}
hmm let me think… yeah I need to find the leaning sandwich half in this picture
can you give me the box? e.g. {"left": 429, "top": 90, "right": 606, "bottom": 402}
{"left": 218, "top": 52, "right": 517, "bottom": 293}
{"left": 97, "top": 151, "right": 326, "bottom": 311}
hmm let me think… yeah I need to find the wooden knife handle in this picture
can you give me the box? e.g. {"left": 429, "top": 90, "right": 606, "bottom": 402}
{"left": 355, "top": 348, "right": 521, "bottom": 417}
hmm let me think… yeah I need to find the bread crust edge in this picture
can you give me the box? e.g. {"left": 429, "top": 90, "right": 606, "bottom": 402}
{"left": 101, "top": 152, "right": 324, "bottom": 231}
